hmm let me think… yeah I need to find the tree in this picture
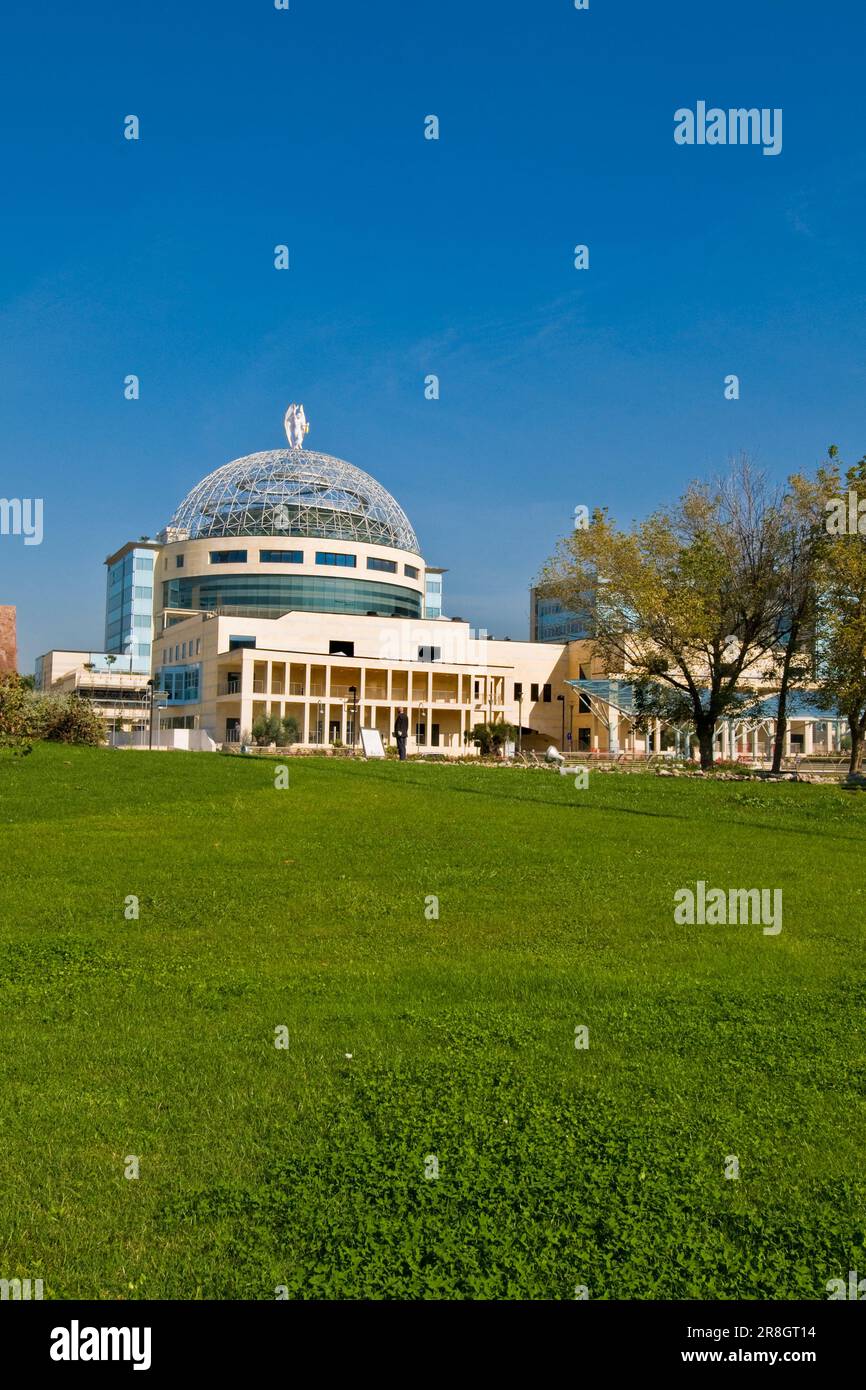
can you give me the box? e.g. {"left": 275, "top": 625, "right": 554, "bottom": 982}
{"left": 467, "top": 720, "right": 517, "bottom": 757}
{"left": 281, "top": 715, "right": 300, "bottom": 745}
{"left": 814, "top": 451, "right": 866, "bottom": 773}
{"left": 767, "top": 466, "right": 836, "bottom": 772}
{"left": 539, "top": 458, "right": 786, "bottom": 769}
{"left": 251, "top": 712, "right": 283, "bottom": 746}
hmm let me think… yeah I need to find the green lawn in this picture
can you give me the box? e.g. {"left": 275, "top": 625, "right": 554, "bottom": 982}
{"left": 0, "top": 743, "right": 864, "bottom": 1300}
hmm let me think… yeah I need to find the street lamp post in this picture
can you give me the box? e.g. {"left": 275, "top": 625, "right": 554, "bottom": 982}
{"left": 349, "top": 686, "right": 358, "bottom": 755}
{"left": 147, "top": 679, "right": 155, "bottom": 750}
{"left": 557, "top": 693, "right": 565, "bottom": 752}
{"left": 518, "top": 692, "right": 523, "bottom": 754}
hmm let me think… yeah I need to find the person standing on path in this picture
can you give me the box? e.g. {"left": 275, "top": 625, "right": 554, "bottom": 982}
{"left": 394, "top": 707, "right": 409, "bottom": 761}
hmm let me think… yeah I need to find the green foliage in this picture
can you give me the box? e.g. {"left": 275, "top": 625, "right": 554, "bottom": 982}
{"left": 538, "top": 459, "right": 820, "bottom": 769}
{"left": 814, "top": 453, "right": 866, "bottom": 771}
{"left": 0, "top": 673, "right": 39, "bottom": 748}
{"left": 251, "top": 712, "right": 283, "bottom": 746}
{"left": 468, "top": 720, "right": 517, "bottom": 756}
{"left": 40, "top": 694, "right": 105, "bottom": 745}
{"left": 0, "top": 676, "right": 103, "bottom": 749}
{"left": 281, "top": 715, "right": 300, "bottom": 746}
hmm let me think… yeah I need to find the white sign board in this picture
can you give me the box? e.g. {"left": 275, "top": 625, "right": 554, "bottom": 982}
{"left": 360, "top": 727, "right": 386, "bottom": 759}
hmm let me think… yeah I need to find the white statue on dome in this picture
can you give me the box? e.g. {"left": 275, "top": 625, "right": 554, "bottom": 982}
{"left": 284, "top": 403, "right": 309, "bottom": 449}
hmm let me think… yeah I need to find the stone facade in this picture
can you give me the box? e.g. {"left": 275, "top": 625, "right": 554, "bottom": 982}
{"left": 0, "top": 605, "right": 17, "bottom": 674}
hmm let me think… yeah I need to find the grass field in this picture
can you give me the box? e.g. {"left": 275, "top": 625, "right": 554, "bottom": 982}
{"left": 0, "top": 743, "right": 864, "bottom": 1300}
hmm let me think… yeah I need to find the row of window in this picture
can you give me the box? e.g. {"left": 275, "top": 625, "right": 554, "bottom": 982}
{"left": 162, "top": 574, "right": 423, "bottom": 620}
{"left": 169, "top": 549, "right": 420, "bottom": 578}
{"left": 160, "top": 665, "right": 200, "bottom": 704}
{"left": 108, "top": 554, "right": 154, "bottom": 582}
{"left": 514, "top": 682, "right": 553, "bottom": 703}
{"left": 162, "top": 637, "right": 203, "bottom": 664}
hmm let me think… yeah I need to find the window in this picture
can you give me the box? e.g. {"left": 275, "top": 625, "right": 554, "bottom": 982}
{"left": 134, "top": 555, "right": 154, "bottom": 572}
{"left": 210, "top": 550, "right": 248, "bottom": 564}
{"left": 176, "top": 555, "right": 184, "bottom": 569}
{"left": 174, "top": 645, "right": 179, "bottom": 661}
{"left": 162, "top": 574, "right": 423, "bottom": 620}
{"left": 368, "top": 556, "right": 397, "bottom": 573}
{"left": 404, "top": 565, "right": 419, "bottom": 579}
{"left": 329, "top": 639, "right": 354, "bottom": 657}
{"left": 260, "top": 549, "right": 303, "bottom": 564}
{"left": 316, "top": 551, "right": 356, "bottom": 567}
{"left": 417, "top": 646, "right": 441, "bottom": 662}
{"left": 543, "top": 684, "right": 552, "bottom": 702}
{"left": 160, "top": 664, "right": 200, "bottom": 704}
{"left": 228, "top": 635, "right": 256, "bottom": 650}
{"left": 514, "top": 682, "right": 523, "bottom": 700}
{"left": 531, "top": 683, "right": 539, "bottom": 701}
{"left": 578, "top": 727, "right": 591, "bottom": 752}
{"left": 579, "top": 691, "right": 591, "bottom": 713}
{"left": 195, "top": 638, "right": 201, "bottom": 655}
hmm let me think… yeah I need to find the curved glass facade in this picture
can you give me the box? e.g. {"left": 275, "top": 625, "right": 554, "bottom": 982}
{"left": 163, "top": 574, "right": 422, "bottom": 619}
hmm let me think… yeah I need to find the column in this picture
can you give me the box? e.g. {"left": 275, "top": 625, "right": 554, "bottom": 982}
{"left": 804, "top": 721, "right": 814, "bottom": 755}
{"left": 608, "top": 706, "right": 619, "bottom": 754}
{"left": 302, "top": 700, "right": 310, "bottom": 745}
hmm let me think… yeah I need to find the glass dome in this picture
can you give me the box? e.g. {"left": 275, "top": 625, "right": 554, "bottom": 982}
{"left": 164, "top": 448, "right": 421, "bottom": 554}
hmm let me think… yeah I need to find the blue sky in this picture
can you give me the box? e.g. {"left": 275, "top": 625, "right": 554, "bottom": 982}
{"left": 1, "top": 0, "right": 865, "bottom": 670}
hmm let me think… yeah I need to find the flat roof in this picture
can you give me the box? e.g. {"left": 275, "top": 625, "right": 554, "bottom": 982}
{"left": 104, "top": 538, "right": 163, "bottom": 567}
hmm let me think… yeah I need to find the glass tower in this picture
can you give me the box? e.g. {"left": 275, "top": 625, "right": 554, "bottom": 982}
{"left": 104, "top": 542, "right": 159, "bottom": 674}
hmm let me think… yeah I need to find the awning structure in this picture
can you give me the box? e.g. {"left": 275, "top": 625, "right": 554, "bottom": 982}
{"left": 565, "top": 677, "right": 845, "bottom": 755}
{"left": 564, "top": 679, "right": 640, "bottom": 753}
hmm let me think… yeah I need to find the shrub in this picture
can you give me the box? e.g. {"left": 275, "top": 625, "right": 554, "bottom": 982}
{"left": 467, "top": 720, "right": 517, "bottom": 757}
{"left": 0, "top": 677, "right": 103, "bottom": 749}
{"left": 0, "top": 674, "right": 40, "bottom": 748}
{"left": 251, "top": 712, "right": 283, "bottom": 746}
{"left": 281, "top": 715, "right": 300, "bottom": 746}
{"left": 40, "top": 694, "right": 104, "bottom": 746}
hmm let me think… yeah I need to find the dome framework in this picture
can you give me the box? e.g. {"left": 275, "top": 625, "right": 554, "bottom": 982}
{"left": 165, "top": 449, "right": 421, "bottom": 554}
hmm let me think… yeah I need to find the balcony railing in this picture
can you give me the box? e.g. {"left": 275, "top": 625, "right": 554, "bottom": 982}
{"left": 217, "top": 681, "right": 242, "bottom": 697}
